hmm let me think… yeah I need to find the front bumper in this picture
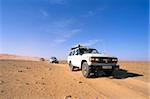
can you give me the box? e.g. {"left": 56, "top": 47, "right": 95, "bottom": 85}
{"left": 52, "top": 60, "right": 59, "bottom": 63}
{"left": 88, "top": 63, "right": 119, "bottom": 71}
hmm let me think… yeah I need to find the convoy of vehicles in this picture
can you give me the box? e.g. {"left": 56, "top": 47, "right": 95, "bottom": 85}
{"left": 67, "top": 45, "right": 119, "bottom": 78}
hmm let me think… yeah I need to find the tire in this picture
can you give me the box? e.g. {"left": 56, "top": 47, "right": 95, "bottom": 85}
{"left": 69, "top": 62, "right": 74, "bottom": 71}
{"left": 82, "top": 62, "right": 91, "bottom": 78}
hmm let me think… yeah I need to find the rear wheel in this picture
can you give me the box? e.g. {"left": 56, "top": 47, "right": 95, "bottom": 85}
{"left": 82, "top": 62, "right": 91, "bottom": 78}
{"left": 69, "top": 62, "right": 74, "bottom": 71}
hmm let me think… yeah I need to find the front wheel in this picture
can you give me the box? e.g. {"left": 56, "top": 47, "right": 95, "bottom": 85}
{"left": 82, "top": 62, "right": 91, "bottom": 78}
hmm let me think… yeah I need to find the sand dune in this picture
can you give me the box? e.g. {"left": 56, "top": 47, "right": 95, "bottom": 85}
{"left": 0, "top": 54, "right": 41, "bottom": 61}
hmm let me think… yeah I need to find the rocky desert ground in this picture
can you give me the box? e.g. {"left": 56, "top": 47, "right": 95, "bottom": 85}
{"left": 0, "top": 54, "right": 149, "bottom": 99}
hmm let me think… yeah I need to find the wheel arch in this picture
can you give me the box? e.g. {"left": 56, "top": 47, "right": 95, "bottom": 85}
{"left": 81, "top": 60, "right": 87, "bottom": 70}
{"left": 68, "top": 60, "right": 72, "bottom": 65}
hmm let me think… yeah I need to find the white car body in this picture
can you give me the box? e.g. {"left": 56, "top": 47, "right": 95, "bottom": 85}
{"left": 67, "top": 45, "right": 119, "bottom": 78}
{"left": 49, "top": 57, "right": 59, "bottom": 63}
{"left": 67, "top": 45, "right": 118, "bottom": 69}
{"left": 49, "top": 58, "right": 54, "bottom": 62}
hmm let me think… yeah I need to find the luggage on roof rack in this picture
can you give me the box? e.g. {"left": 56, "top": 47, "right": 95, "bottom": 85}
{"left": 70, "top": 44, "right": 87, "bottom": 50}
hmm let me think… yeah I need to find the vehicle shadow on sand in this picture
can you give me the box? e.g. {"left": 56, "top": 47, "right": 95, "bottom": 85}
{"left": 88, "top": 69, "right": 143, "bottom": 79}
{"left": 73, "top": 68, "right": 143, "bottom": 79}
{"left": 110, "top": 69, "right": 143, "bottom": 79}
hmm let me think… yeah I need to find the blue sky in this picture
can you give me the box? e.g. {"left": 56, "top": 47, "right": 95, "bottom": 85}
{"left": 1, "top": 0, "right": 149, "bottom": 61}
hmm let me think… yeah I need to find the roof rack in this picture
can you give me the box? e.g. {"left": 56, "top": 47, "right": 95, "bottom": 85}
{"left": 70, "top": 44, "right": 87, "bottom": 50}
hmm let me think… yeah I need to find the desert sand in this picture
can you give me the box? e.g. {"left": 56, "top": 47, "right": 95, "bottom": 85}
{"left": 0, "top": 54, "right": 149, "bottom": 99}
{"left": 0, "top": 54, "right": 40, "bottom": 61}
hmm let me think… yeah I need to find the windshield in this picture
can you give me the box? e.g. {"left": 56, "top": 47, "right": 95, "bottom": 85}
{"left": 80, "top": 48, "right": 99, "bottom": 54}
{"left": 51, "top": 57, "right": 57, "bottom": 59}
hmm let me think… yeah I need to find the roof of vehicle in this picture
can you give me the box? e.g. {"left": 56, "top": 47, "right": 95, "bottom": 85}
{"left": 51, "top": 57, "right": 57, "bottom": 59}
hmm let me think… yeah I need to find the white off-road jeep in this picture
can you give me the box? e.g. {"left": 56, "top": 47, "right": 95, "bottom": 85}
{"left": 67, "top": 45, "right": 119, "bottom": 78}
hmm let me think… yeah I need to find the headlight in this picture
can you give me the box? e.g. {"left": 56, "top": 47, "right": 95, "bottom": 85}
{"left": 95, "top": 58, "right": 99, "bottom": 61}
{"left": 112, "top": 59, "right": 115, "bottom": 61}
{"left": 90, "top": 57, "right": 95, "bottom": 61}
{"left": 112, "top": 58, "right": 118, "bottom": 63}
{"left": 90, "top": 57, "right": 100, "bottom": 62}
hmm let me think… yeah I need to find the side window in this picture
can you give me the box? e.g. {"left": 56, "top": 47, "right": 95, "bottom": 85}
{"left": 78, "top": 49, "right": 81, "bottom": 55}
{"left": 69, "top": 51, "right": 72, "bottom": 56}
{"left": 72, "top": 50, "right": 75, "bottom": 55}
{"left": 69, "top": 49, "right": 81, "bottom": 56}
{"left": 79, "top": 48, "right": 85, "bottom": 55}
{"left": 74, "top": 49, "right": 78, "bottom": 55}
{"left": 77, "top": 49, "right": 80, "bottom": 55}
{"left": 75, "top": 49, "right": 81, "bottom": 55}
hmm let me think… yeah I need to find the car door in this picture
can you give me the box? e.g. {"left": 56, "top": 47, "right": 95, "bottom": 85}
{"left": 72, "top": 49, "right": 82, "bottom": 67}
{"left": 67, "top": 51, "right": 73, "bottom": 64}
{"left": 70, "top": 49, "right": 76, "bottom": 66}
